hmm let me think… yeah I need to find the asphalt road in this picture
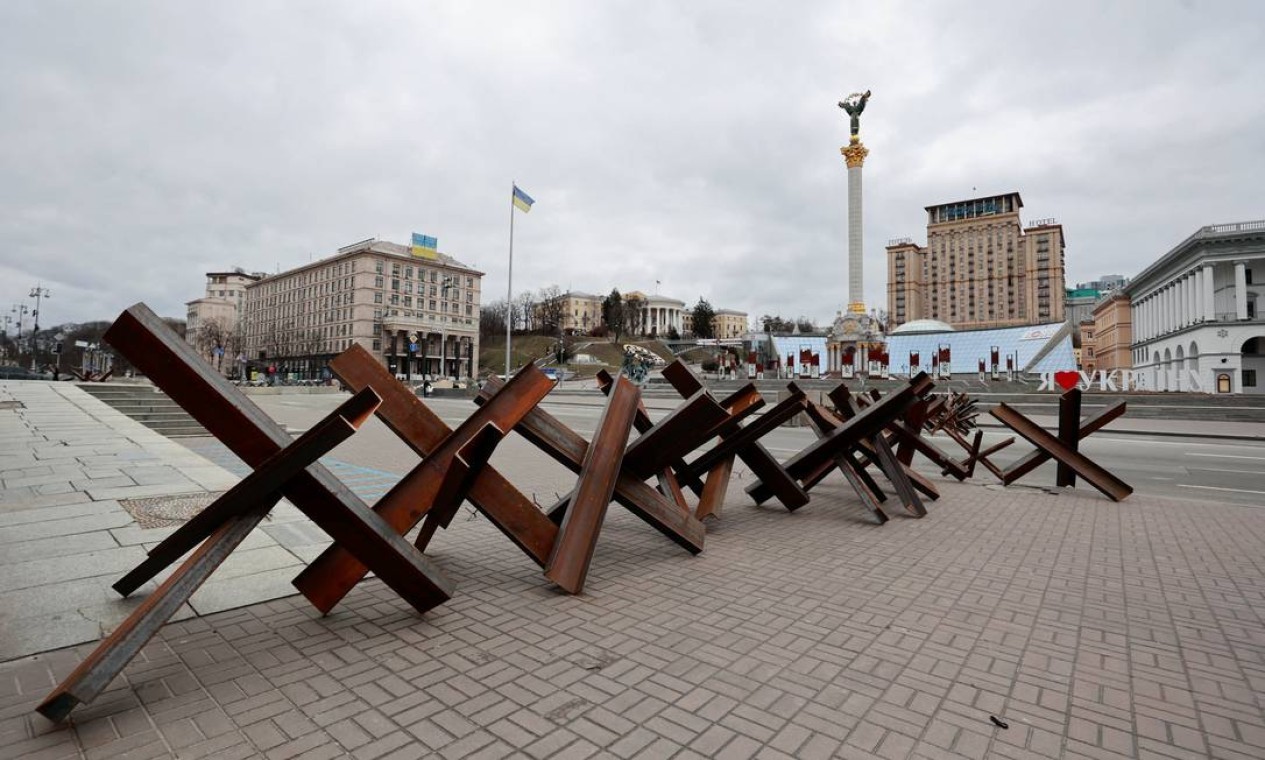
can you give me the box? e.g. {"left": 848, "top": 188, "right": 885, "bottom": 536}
{"left": 250, "top": 392, "right": 1265, "bottom": 508}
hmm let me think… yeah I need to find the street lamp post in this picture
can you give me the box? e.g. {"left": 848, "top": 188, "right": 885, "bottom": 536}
{"left": 12, "top": 304, "right": 28, "bottom": 348}
{"left": 29, "top": 285, "right": 50, "bottom": 371}
{"left": 439, "top": 276, "right": 453, "bottom": 384}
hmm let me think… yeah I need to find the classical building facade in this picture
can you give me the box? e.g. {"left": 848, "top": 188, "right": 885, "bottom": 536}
{"left": 886, "top": 192, "right": 1066, "bottom": 330}
{"left": 539, "top": 289, "right": 747, "bottom": 339}
{"left": 238, "top": 239, "right": 482, "bottom": 382}
{"left": 185, "top": 269, "right": 263, "bottom": 374}
{"left": 1127, "top": 220, "right": 1265, "bottom": 393}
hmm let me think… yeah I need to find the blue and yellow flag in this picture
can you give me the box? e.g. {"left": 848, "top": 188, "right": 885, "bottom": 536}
{"left": 411, "top": 232, "right": 438, "bottom": 259}
{"left": 512, "top": 185, "right": 535, "bottom": 213}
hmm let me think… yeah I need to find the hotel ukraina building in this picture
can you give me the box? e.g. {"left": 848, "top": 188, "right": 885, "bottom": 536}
{"left": 207, "top": 238, "right": 482, "bottom": 381}
{"left": 886, "top": 192, "right": 1066, "bottom": 330}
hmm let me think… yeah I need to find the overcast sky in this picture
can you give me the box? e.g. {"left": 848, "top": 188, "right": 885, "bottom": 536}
{"left": 2, "top": 1, "right": 1263, "bottom": 332}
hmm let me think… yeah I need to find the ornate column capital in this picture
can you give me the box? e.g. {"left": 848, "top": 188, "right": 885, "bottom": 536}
{"left": 841, "top": 141, "right": 869, "bottom": 168}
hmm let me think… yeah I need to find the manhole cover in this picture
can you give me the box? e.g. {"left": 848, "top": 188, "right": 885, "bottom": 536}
{"left": 119, "top": 492, "right": 226, "bottom": 528}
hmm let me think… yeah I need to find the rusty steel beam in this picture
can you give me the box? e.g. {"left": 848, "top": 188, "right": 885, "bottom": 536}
{"left": 999, "top": 399, "right": 1126, "bottom": 484}
{"left": 480, "top": 377, "right": 706, "bottom": 555}
{"left": 883, "top": 420, "right": 973, "bottom": 481}
{"left": 414, "top": 423, "right": 504, "bottom": 551}
{"left": 324, "top": 348, "right": 555, "bottom": 567}
{"left": 695, "top": 457, "right": 735, "bottom": 521}
{"left": 747, "top": 374, "right": 935, "bottom": 505}
{"left": 867, "top": 433, "right": 926, "bottom": 517}
{"left": 544, "top": 376, "right": 640, "bottom": 593}
{"left": 103, "top": 305, "right": 454, "bottom": 616}
{"left": 661, "top": 360, "right": 808, "bottom": 511}
{"left": 622, "top": 390, "right": 729, "bottom": 479}
{"left": 772, "top": 374, "right": 932, "bottom": 481}
{"left": 991, "top": 403, "right": 1133, "bottom": 501}
{"left": 1057, "top": 389, "right": 1081, "bottom": 488}
{"left": 686, "top": 388, "right": 806, "bottom": 477}
{"left": 802, "top": 397, "right": 887, "bottom": 523}
{"left": 596, "top": 369, "right": 706, "bottom": 495}
{"left": 39, "top": 502, "right": 269, "bottom": 723}
{"left": 39, "top": 375, "right": 386, "bottom": 724}
{"left": 114, "top": 387, "right": 383, "bottom": 597}
{"left": 295, "top": 352, "right": 554, "bottom": 612}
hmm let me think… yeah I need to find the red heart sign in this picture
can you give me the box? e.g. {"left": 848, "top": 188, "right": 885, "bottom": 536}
{"left": 1054, "top": 371, "right": 1080, "bottom": 391}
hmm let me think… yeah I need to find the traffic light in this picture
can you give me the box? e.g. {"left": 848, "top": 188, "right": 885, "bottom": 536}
{"left": 54, "top": 342, "right": 63, "bottom": 354}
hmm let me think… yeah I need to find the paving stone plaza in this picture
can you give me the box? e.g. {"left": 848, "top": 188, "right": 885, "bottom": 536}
{"left": 4, "top": 381, "right": 1265, "bottom": 759}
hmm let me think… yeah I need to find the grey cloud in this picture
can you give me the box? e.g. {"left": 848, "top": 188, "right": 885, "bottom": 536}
{"left": 1, "top": 0, "right": 1262, "bottom": 329}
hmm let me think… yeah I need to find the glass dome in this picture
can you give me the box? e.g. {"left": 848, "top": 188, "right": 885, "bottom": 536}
{"left": 889, "top": 319, "right": 956, "bottom": 335}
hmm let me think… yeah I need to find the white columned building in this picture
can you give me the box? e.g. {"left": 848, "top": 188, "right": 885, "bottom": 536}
{"left": 639, "top": 294, "right": 686, "bottom": 337}
{"left": 1127, "top": 220, "right": 1265, "bottom": 393}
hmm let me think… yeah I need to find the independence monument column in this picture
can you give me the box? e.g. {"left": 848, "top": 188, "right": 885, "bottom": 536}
{"left": 839, "top": 89, "right": 871, "bottom": 314}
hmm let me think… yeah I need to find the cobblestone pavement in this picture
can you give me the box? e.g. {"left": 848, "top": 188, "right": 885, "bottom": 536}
{"left": 5, "top": 472, "right": 1265, "bottom": 759}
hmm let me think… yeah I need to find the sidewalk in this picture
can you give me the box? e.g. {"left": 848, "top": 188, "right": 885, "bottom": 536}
{"left": 0, "top": 382, "right": 337, "bottom": 662}
{"left": 4, "top": 381, "right": 1265, "bottom": 759}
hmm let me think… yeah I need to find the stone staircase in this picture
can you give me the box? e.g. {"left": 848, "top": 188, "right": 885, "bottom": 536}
{"left": 77, "top": 382, "right": 210, "bottom": 437}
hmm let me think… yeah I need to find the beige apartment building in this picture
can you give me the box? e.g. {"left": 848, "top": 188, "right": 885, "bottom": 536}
{"left": 238, "top": 238, "right": 482, "bottom": 382}
{"left": 1086, "top": 291, "right": 1133, "bottom": 374}
{"left": 887, "top": 192, "right": 1066, "bottom": 330}
{"left": 185, "top": 269, "right": 263, "bottom": 374}
{"left": 540, "top": 291, "right": 605, "bottom": 333}
{"left": 693, "top": 308, "right": 748, "bottom": 338}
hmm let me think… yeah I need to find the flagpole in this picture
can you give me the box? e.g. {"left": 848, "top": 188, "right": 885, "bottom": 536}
{"left": 506, "top": 181, "right": 515, "bottom": 378}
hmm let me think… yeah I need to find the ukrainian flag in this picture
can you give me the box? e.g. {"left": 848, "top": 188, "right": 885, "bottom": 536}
{"left": 512, "top": 185, "right": 535, "bottom": 213}
{"left": 411, "top": 232, "right": 438, "bottom": 259}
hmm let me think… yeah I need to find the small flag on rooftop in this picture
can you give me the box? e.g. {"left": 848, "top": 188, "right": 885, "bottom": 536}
{"left": 512, "top": 185, "right": 535, "bottom": 213}
{"left": 411, "top": 232, "right": 438, "bottom": 259}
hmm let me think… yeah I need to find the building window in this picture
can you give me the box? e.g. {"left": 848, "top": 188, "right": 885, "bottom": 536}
{"left": 391, "top": 279, "right": 400, "bottom": 291}
{"left": 1244, "top": 369, "right": 1257, "bottom": 388}
{"left": 405, "top": 267, "right": 413, "bottom": 279}
{"left": 374, "top": 292, "right": 383, "bottom": 304}
{"left": 375, "top": 276, "right": 383, "bottom": 288}
{"left": 372, "top": 339, "right": 381, "bottom": 351}
{"left": 376, "top": 261, "right": 384, "bottom": 274}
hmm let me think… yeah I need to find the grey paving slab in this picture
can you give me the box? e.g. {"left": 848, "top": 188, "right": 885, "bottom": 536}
{"left": 0, "top": 500, "right": 121, "bottom": 528}
{"left": 0, "top": 531, "right": 120, "bottom": 566}
{"left": 0, "top": 381, "right": 317, "bottom": 663}
{"left": 82, "top": 481, "right": 204, "bottom": 502}
{"left": 0, "top": 546, "right": 148, "bottom": 593}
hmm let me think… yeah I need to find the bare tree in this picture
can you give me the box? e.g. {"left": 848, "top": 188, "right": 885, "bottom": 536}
{"left": 479, "top": 300, "right": 509, "bottom": 339}
{"left": 193, "top": 317, "right": 232, "bottom": 373}
{"left": 514, "top": 291, "right": 537, "bottom": 333}
{"left": 537, "top": 285, "right": 566, "bottom": 334}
